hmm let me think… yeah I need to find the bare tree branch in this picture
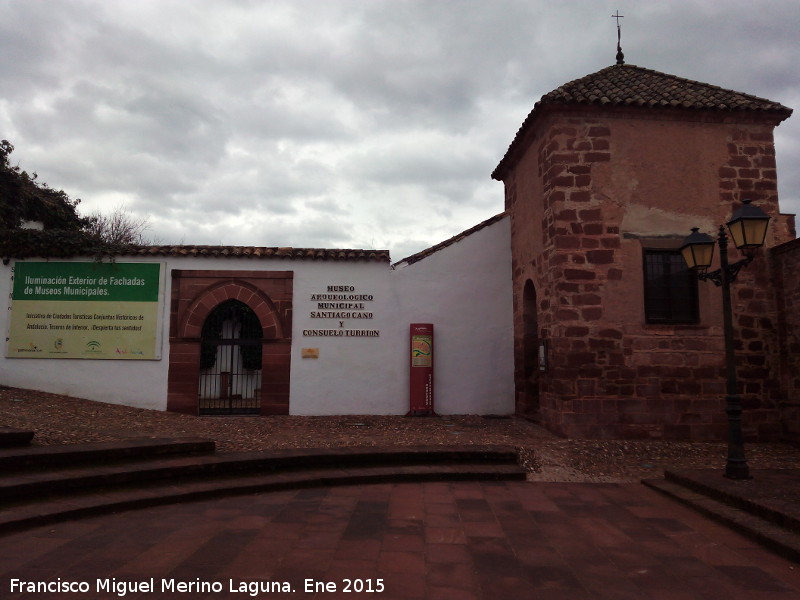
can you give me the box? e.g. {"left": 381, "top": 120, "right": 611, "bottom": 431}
{"left": 85, "top": 204, "right": 155, "bottom": 245}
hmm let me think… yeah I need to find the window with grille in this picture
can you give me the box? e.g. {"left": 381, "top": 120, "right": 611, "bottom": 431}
{"left": 643, "top": 249, "right": 699, "bottom": 324}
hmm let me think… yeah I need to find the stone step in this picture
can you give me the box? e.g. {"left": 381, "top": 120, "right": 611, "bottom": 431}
{"left": 662, "top": 469, "right": 800, "bottom": 534}
{"left": 0, "top": 442, "right": 525, "bottom": 534}
{"left": 0, "top": 445, "right": 522, "bottom": 502}
{"left": 0, "top": 437, "right": 216, "bottom": 470}
{"left": 643, "top": 478, "right": 800, "bottom": 563}
{"left": 1, "top": 462, "right": 527, "bottom": 533}
{"left": 0, "top": 426, "right": 35, "bottom": 447}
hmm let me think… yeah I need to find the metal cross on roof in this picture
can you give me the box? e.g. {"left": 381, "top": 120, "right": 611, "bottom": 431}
{"left": 612, "top": 10, "right": 625, "bottom": 65}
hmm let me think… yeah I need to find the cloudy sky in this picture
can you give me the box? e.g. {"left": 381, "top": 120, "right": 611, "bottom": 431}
{"left": 1, "top": 0, "right": 798, "bottom": 261}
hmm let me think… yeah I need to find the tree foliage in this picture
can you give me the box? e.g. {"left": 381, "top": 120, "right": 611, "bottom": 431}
{"left": 0, "top": 140, "right": 149, "bottom": 259}
{"left": 1, "top": 228, "right": 135, "bottom": 261}
{"left": 0, "top": 140, "right": 89, "bottom": 231}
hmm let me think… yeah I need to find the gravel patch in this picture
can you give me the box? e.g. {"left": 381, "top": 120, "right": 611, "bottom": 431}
{"left": 2, "top": 386, "right": 799, "bottom": 482}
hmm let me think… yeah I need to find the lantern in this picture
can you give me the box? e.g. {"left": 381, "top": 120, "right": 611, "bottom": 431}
{"left": 680, "top": 227, "right": 715, "bottom": 271}
{"left": 727, "top": 199, "right": 770, "bottom": 251}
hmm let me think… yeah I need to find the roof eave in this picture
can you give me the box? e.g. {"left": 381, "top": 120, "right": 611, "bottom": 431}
{"left": 393, "top": 212, "right": 509, "bottom": 267}
{"left": 117, "top": 245, "right": 392, "bottom": 263}
{"left": 491, "top": 102, "right": 792, "bottom": 182}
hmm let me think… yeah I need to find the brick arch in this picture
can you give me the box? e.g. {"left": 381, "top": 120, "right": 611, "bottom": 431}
{"left": 167, "top": 270, "right": 293, "bottom": 416}
{"left": 180, "top": 280, "right": 284, "bottom": 340}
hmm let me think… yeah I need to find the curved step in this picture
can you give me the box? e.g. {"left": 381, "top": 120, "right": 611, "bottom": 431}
{"left": 0, "top": 437, "right": 216, "bottom": 470}
{"left": 0, "top": 446, "right": 522, "bottom": 501}
{"left": 0, "top": 443, "right": 525, "bottom": 535}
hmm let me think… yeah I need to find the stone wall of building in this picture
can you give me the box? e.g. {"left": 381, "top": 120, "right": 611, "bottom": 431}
{"left": 716, "top": 127, "right": 791, "bottom": 441}
{"left": 504, "top": 108, "right": 793, "bottom": 440}
{"left": 772, "top": 237, "right": 800, "bottom": 442}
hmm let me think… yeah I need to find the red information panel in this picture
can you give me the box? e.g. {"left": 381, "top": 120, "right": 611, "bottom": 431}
{"left": 408, "top": 323, "right": 435, "bottom": 416}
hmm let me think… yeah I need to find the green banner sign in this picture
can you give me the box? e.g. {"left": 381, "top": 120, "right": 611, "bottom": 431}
{"left": 12, "top": 262, "right": 159, "bottom": 302}
{"left": 7, "top": 262, "right": 163, "bottom": 360}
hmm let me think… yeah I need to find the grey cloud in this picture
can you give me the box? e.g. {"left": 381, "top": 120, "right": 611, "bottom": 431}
{"left": 304, "top": 197, "right": 349, "bottom": 217}
{"left": 344, "top": 134, "right": 488, "bottom": 186}
{"left": 1, "top": 0, "right": 797, "bottom": 257}
{"left": 152, "top": 208, "right": 353, "bottom": 249}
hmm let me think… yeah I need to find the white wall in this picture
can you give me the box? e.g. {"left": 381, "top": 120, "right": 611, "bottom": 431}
{"left": 281, "top": 259, "right": 403, "bottom": 415}
{"left": 1, "top": 257, "right": 171, "bottom": 410}
{"left": 0, "top": 216, "right": 514, "bottom": 415}
{"left": 392, "top": 215, "right": 515, "bottom": 415}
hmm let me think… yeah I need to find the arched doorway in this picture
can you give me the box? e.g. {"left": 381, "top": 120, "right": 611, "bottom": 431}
{"left": 198, "top": 299, "right": 263, "bottom": 415}
{"left": 167, "top": 271, "right": 292, "bottom": 416}
{"left": 521, "top": 279, "right": 540, "bottom": 415}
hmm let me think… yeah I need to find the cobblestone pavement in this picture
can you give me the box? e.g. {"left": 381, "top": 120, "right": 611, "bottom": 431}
{"left": 3, "top": 387, "right": 800, "bottom": 482}
{"left": 2, "top": 480, "right": 800, "bottom": 599}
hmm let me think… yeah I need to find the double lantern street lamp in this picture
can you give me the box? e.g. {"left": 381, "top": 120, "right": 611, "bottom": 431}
{"left": 680, "top": 200, "right": 771, "bottom": 480}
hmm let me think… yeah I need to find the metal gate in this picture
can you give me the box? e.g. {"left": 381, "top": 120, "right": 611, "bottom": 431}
{"left": 198, "top": 299, "right": 263, "bottom": 415}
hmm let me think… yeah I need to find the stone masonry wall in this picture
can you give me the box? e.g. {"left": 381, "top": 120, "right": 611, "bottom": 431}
{"left": 506, "top": 110, "right": 790, "bottom": 440}
{"left": 772, "top": 238, "right": 800, "bottom": 442}
{"left": 535, "top": 118, "right": 625, "bottom": 437}
{"left": 718, "top": 127, "right": 787, "bottom": 440}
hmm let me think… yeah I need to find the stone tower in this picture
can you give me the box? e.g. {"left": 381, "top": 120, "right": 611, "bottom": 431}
{"left": 492, "top": 63, "right": 793, "bottom": 440}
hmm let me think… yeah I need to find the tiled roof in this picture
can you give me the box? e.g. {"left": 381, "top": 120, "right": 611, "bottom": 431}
{"left": 122, "top": 245, "right": 391, "bottom": 262}
{"left": 492, "top": 63, "right": 793, "bottom": 180}
{"left": 393, "top": 212, "right": 508, "bottom": 266}
{"left": 541, "top": 64, "right": 792, "bottom": 113}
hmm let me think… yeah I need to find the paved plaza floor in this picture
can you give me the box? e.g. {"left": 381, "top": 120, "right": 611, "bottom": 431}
{"left": 2, "top": 480, "right": 800, "bottom": 599}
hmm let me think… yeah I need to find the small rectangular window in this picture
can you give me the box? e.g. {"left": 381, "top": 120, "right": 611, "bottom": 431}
{"left": 643, "top": 249, "right": 699, "bottom": 324}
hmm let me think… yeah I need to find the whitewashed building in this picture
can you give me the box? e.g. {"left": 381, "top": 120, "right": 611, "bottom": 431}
{"left": 1, "top": 214, "right": 514, "bottom": 416}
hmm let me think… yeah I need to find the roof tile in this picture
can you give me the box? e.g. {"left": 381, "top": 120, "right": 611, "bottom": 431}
{"left": 120, "top": 245, "right": 391, "bottom": 263}
{"left": 492, "top": 63, "right": 793, "bottom": 180}
{"left": 394, "top": 212, "right": 508, "bottom": 266}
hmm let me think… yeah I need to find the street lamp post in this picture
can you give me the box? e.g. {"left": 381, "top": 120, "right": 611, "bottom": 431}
{"left": 680, "top": 200, "right": 771, "bottom": 480}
